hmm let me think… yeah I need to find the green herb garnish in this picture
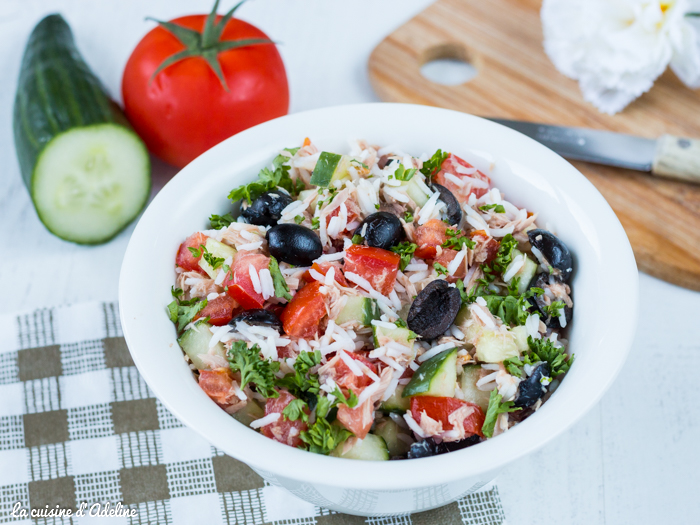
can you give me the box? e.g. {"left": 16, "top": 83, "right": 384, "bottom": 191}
{"left": 420, "top": 149, "right": 449, "bottom": 180}
{"left": 209, "top": 213, "right": 235, "bottom": 230}
{"left": 392, "top": 164, "right": 417, "bottom": 182}
{"left": 269, "top": 256, "right": 292, "bottom": 302}
{"left": 441, "top": 228, "right": 475, "bottom": 250}
{"left": 294, "top": 215, "right": 304, "bottom": 225}
{"left": 479, "top": 204, "right": 506, "bottom": 213}
{"left": 229, "top": 147, "right": 304, "bottom": 204}
{"left": 166, "top": 287, "right": 207, "bottom": 332}
{"left": 434, "top": 262, "right": 449, "bottom": 276}
{"left": 300, "top": 417, "right": 353, "bottom": 455}
{"left": 482, "top": 390, "right": 521, "bottom": 438}
{"left": 542, "top": 300, "right": 566, "bottom": 319}
{"left": 404, "top": 211, "right": 414, "bottom": 223}
{"left": 352, "top": 234, "right": 363, "bottom": 245}
{"left": 391, "top": 241, "right": 417, "bottom": 271}
{"left": 227, "top": 341, "right": 280, "bottom": 399}
{"left": 311, "top": 217, "right": 320, "bottom": 230}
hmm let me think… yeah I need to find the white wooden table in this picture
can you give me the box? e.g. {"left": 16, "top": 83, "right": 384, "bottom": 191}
{"left": 0, "top": 1, "right": 698, "bottom": 523}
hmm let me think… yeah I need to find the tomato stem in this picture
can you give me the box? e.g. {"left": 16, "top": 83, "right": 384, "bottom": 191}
{"left": 147, "top": 0, "right": 276, "bottom": 91}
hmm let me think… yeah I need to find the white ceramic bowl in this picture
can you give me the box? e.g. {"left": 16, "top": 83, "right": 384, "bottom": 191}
{"left": 119, "top": 103, "right": 638, "bottom": 516}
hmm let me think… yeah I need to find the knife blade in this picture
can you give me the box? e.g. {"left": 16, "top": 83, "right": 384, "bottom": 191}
{"left": 488, "top": 118, "right": 657, "bottom": 172}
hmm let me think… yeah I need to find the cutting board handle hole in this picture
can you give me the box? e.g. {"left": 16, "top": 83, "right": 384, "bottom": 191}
{"left": 420, "top": 43, "right": 477, "bottom": 85}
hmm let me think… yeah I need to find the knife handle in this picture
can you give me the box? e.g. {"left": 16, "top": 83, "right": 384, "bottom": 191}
{"left": 652, "top": 135, "right": 700, "bottom": 184}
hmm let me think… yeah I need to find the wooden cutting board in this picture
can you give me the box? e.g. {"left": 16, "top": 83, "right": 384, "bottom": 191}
{"left": 368, "top": 0, "right": 700, "bottom": 291}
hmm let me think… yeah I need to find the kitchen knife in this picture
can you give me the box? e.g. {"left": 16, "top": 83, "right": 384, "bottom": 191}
{"left": 488, "top": 118, "right": 700, "bottom": 184}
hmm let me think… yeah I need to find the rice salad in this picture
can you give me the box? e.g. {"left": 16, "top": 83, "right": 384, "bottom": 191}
{"left": 167, "top": 138, "right": 575, "bottom": 461}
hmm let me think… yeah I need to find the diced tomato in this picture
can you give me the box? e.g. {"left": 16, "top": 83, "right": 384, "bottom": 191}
{"left": 411, "top": 396, "right": 485, "bottom": 437}
{"left": 344, "top": 245, "right": 400, "bottom": 296}
{"left": 470, "top": 230, "right": 500, "bottom": 264}
{"left": 414, "top": 219, "right": 449, "bottom": 259}
{"left": 198, "top": 368, "right": 237, "bottom": 405}
{"left": 261, "top": 390, "right": 308, "bottom": 448}
{"left": 303, "top": 262, "right": 349, "bottom": 287}
{"left": 435, "top": 153, "right": 491, "bottom": 199}
{"left": 280, "top": 281, "right": 327, "bottom": 338}
{"left": 337, "top": 399, "right": 374, "bottom": 440}
{"left": 195, "top": 295, "right": 240, "bottom": 326}
{"left": 324, "top": 199, "right": 360, "bottom": 230}
{"left": 334, "top": 351, "right": 378, "bottom": 392}
{"left": 223, "top": 253, "right": 270, "bottom": 310}
{"left": 176, "top": 232, "right": 208, "bottom": 272}
{"left": 433, "top": 248, "right": 466, "bottom": 280}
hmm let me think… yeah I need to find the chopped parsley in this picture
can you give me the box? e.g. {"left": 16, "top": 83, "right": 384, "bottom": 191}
{"left": 202, "top": 248, "right": 224, "bottom": 271}
{"left": 349, "top": 158, "right": 369, "bottom": 169}
{"left": 420, "top": 149, "right": 449, "bottom": 180}
{"left": 311, "top": 217, "right": 320, "bottom": 230}
{"left": 391, "top": 164, "right": 417, "bottom": 182}
{"left": 300, "top": 416, "right": 353, "bottom": 455}
{"left": 526, "top": 336, "right": 574, "bottom": 376}
{"left": 282, "top": 399, "right": 309, "bottom": 423}
{"left": 294, "top": 215, "right": 304, "bottom": 224}
{"left": 229, "top": 147, "right": 304, "bottom": 204}
{"left": 332, "top": 386, "right": 359, "bottom": 408}
{"left": 482, "top": 390, "right": 521, "bottom": 438}
{"left": 209, "top": 213, "right": 235, "bottom": 230}
{"left": 227, "top": 341, "right": 280, "bottom": 399}
{"left": 479, "top": 204, "right": 506, "bottom": 213}
{"left": 404, "top": 210, "right": 414, "bottom": 223}
{"left": 391, "top": 241, "right": 417, "bottom": 271}
{"left": 542, "top": 300, "right": 566, "bottom": 319}
{"left": 268, "top": 256, "right": 292, "bottom": 302}
{"left": 275, "top": 350, "right": 322, "bottom": 398}
{"left": 166, "top": 287, "right": 208, "bottom": 332}
{"left": 187, "top": 245, "right": 203, "bottom": 258}
{"left": 441, "top": 228, "right": 475, "bottom": 250}
{"left": 351, "top": 234, "right": 363, "bottom": 245}
{"left": 394, "top": 318, "right": 418, "bottom": 339}
{"left": 434, "top": 262, "right": 449, "bottom": 276}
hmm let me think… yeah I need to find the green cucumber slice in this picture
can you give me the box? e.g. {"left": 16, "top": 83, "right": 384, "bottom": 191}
{"left": 31, "top": 124, "right": 150, "bottom": 244}
{"left": 233, "top": 400, "right": 265, "bottom": 427}
{"left": 199, "top": 238, "right": 237, "bottom": 278}
{"left": 335, "top": 296, "right": 380, "bottom": 326}
{"left": 459, "top": 365, "right": 491, "bottom": 411}
{"left": 330, "top": 433, "right": 389, "bottom": 461}
{"left": 400, "top": 177, "right": 430, "bottom": 207}
{"left": 310, "top": 152, "right": 351, "bottom": 187}
{"left": 504, "top": 249, "right": 538, "bottom": 293}
{"left": 374, "top": 419, "right": 411, "bottom": 456}
{"left": 14, "top": 15, "right": 150, "bottom": 245}
{"left": 403, "top": 348, "right": 457, "bottom": 397}
{"left": 474, "top": 330, "right": 519, "bottom": 363}
{"left": 380, "top": 384, "right": 410, "bottom": 413}
{"left": 372, "top": 325, "right": 415, "bottom": 351}
{"left": 178, "top": 322, "right": 226, "bottom": 370}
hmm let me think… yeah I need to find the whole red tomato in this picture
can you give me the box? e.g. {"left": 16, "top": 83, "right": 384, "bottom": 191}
{"left": 122, "top": 5, "right": 289, "bottom": 168}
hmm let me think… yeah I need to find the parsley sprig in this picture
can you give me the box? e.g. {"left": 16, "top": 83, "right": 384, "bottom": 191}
{"left": 502, "top": 336, "right": 574, "bottom": 378}
{"left": 391, "top": 241, "right": 417, "bottom": 271}
{"left": 542, "top": 300, "right": 566, "bottom": 319}
{"left": 228, "top": 147, "right": 304, "bottom": 204}
{"left": 209, "top": 213, "right": 235, "bottom": 230}
{"left": 275, "top": 350, "right": 323, "bottom": 398}
{"left": 269, "top": 256, "right": 292, "bottom": 302}
{"left": 166, "top": 287, "right": 208, "bottom": 332}
{"left": 300, "top": 417, "right": 353, "bottom": 455}
{"left": 441, "top": 228, "right": 475, "bottom": 250}
{"left": 391, "top": 164, "right": 417, "bottom": 182}
{"left": 420, "top": 149, "right": 449, "bottom": 180}
{"left": 479, "top": 204, "right": 506, "bottom": 213}
{"left": 227, "top": 341, "right": 280, "bottom": 399}
{"left": 482, "top": 390, "right": 521, "bottom": 438}
{"left": 434, "top": 262, "right": 449, "bottom": 276}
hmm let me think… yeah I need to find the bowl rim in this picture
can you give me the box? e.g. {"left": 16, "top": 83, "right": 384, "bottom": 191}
{"left": 119, "top": 102, "right": 638, "bottom": 490}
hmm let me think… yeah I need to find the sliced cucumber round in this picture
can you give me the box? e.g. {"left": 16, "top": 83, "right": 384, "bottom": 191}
{"left": 31, "top": 124, "right": 150, "bottom": 244}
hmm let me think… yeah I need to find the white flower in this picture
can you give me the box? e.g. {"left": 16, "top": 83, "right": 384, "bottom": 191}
{"left": 542, "top": 0, "right": 700, "bottom": 114}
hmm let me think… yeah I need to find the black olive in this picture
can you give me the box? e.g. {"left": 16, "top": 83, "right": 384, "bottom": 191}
{"left": 407, "top": 439, "right": 439, "bottom": 459}
{"left": 406, "top": 435, "right": 481, "bottom": 459}
{"left": 514, "top": 362, "right": 551, "bottom": 408}
{"left": 355, "top": 212, "right": 405, "bottom": 250}
{"left": 266, "top": 224, "right": 323, "bottom": 266}
{"left": 241, "top": 191, "right": 293, "bottom": 227}
{"left": 436, "top": 434, "right": 482, "bottom": 453}
{"left": 407, "top": 280, "right": 461, "bottom": 340}
{"left": 430, "top": 183, "right": 462, "bottom": 226}
{"left": 527, "top": 229, "right": 573, "bottom": 282}
{"left": 229, "top": 309, "right": 283, "bottom": 331}
{"left": 530, "top": 273, "right": 573, "bottom": 329}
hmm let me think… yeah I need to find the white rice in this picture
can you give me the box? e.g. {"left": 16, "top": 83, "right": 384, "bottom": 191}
{"left": 249, "top": 413, "right": 280, "bottom": 429}
{"left": 339, "top": 351, "right": 363, "bottom": 376}
{"left": 259, "top": 269, "right": 275, "bottom": 300}
{"left": 418, "top": 342, "right": 455, "bottom": 363}
{"left": 249, "top": 264, "right": 262, "bottom": 294}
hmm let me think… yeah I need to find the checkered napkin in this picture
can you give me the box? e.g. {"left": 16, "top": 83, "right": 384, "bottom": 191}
{"left": 0, "top": 302, "right": 507, "bottom": 525}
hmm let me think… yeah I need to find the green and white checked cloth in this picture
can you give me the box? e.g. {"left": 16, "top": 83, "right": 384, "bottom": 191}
{"left": 0, "top": 302, "right": 507, "bottom": 525}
